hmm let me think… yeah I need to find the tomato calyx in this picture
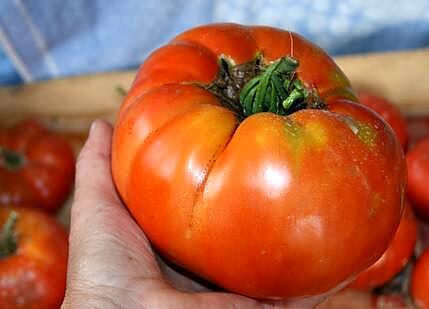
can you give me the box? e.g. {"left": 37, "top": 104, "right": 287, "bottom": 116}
{"left": 0, "top": 146, "right": 26, "bottom": 171}
{"left": 0, "top": 211, "right": 18, "bottom": 259}
{"left": 205, "top": 55, "right": 325, "bottom": 118}
{"left": 204, "top": 55, "right": 262, "bottom": 117}
{"left": 240, "top": 56, "right": 325, "bottom": 116}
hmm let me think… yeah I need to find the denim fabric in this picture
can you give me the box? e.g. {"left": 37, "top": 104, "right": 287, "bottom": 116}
{"left": 1, "top": 0, "right": 428, "bottom": 85}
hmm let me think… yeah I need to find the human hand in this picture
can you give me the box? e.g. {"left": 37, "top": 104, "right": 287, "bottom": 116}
{"left": 61, "top": 120, "right": 327, "bottom": 308}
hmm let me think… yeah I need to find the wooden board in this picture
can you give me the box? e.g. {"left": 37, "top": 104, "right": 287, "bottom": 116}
{"left": 1, "top": 48, "right": 428, "bottom": 134}
{"left": 336, "top": 48, "right": 429, "bottom": 116}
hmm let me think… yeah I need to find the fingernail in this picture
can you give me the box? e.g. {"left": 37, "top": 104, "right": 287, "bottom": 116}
{"left": 89, "top": 120, "right": 98, "bottom": 137}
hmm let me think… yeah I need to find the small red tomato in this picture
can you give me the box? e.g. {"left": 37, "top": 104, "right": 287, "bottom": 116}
{"left": 0, "top": 206, "right": 68, "bottom": 308}
{"left": 407, "top": 138, "right": 429, "bottom": 219}
{"left": 0, "top": 121, "right": 75, "bottom": 213}
{"left": 358, "top": 92, "right": 408, "bottom": 149}
{"left": 419, "top": 221, "right": 429, "bottom": 252}
{"left": 411, "top": 248, "right": 429, "bottom": 308}
{"left": 408, "top": 116, "right": 429, "bottom": 150}
{"left": 349, "top": 202, "right": 417, "bottom": 290}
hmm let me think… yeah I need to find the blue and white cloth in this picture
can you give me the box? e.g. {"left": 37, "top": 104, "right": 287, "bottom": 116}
{"left": 1, "top": 0, "right": 428, "bottom": 85}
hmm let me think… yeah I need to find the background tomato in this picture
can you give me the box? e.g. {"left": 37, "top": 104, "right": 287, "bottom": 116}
{"left": 419, "top": 221, "right": 429, "bottom": 254}
{"left": 407, "top": 137, "right": 429, "bottom": 219}
{"left": 407, "top": 116, "right": 429, "bottom": 150}
{"left": 411, "top": 248, "right": 429, "bottom": 308}
{"left": 0, "top": 121, "right": 75, "bottom": 213}
{"left": 112, "top": 23, "right": 405, "bottom": 299}
{"left": 358, "top": 92, "right": 408, "bottom": 149}
{"left": 349, "top": 202, "right": 417, "bottom": 290}
{"left": 0, "top": 206, "right": 68, "bottom": 309}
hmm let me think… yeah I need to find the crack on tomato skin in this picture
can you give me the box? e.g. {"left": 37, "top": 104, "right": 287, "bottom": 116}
{"left": 340, "top": 116, "right": 377, "bottom": 148}
{"left": 186, "top": 120, "right": 239, "bottom": 238}
{"left": 288, "top": 31, "right": 294, "bottom": 58}
{"left": 369, "top": 193, "right": 384, "bottom": 220}
{"left": 123, "top": 103, "right": 217, "bottom": 202}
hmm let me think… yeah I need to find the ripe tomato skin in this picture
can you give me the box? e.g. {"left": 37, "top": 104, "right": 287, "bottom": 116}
{"left": 349, "top": 202, "right": 417, "bottom": 290}
{"left": 411, "top": 248, "right": 429, "bottom": 309}
{"left": 0, "top": 121, "right": 75, "bottom": 213}
{"left": 407, "top": 138, "right": 429, "bottom": 219}
{"left": 358, "top": 92, "right": 408, "bottom": 149}
{"left": 0, "top": 206, "right": 68, "bottom": 309}
{"left": 112, "top": 23, "right": 406, "bottom": 299}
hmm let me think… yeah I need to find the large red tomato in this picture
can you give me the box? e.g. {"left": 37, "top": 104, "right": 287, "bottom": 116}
{"left": 0, "top": 121, "right": 75, "bottom": 213}
{"left": 0, "top": 206, "right": 68, "bottom": 308}
{"left": 349, "top": 202, "right": 417, "bottom": 290}
{"left": 411, "top": 248, "right": 429, "bottom": 308}
{"left": 358, "top": 92, "right": 408, "bottom": 149}
{"left": 407, "top": 137, "right": 429, "bottom": 219}
{"left": 112, "top": 23, "right": 406, "bottom": 299}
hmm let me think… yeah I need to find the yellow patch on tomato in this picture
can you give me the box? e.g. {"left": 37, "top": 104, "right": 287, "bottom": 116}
{"left": 304, "top": 122, "right": 328, "bottom": 148}
{"left": 283, "top": 119, "right": 328, "bottom": 174}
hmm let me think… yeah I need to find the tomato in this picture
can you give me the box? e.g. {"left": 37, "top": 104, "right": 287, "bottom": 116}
{"left": 407, "top": 138, "right": 429, "bottom": 219}
{"left": 0, "top": 121, "right": 75, "bottom": 213}
{"left": 349, "top": 202, "right": 417, "bottom": 290}
{"left": 411, "top": 248, "right": 429, "bottom": 308}
{"left": 358, "top": 92, "right": 408, "bottom": 149}
{"left": 0, "top": 206, "right": 68, "bottom": 308}
{"left": 112, "top": 23, "right": 406, "bottom": 299}
{"left": 420, "top": 221, "right": 429, "bottom": 252}
{"left": 407, "top": 116, "right": 429, "bottom": 150}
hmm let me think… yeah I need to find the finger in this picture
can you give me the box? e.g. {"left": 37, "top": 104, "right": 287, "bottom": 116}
{"left": 67, "top": 120, "right": 162, "bottom": 290}
{"left": 73, "top": 119, "right": 119, "bottom": 209}
{"left": 70, "top": 120, "right": 138, "bottom": 246}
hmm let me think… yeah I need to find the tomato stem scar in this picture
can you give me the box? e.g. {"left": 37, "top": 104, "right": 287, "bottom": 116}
{"left": 0, "top": 146, "right": 25, "bottom": 171}
{"left": 0, "top": 211, "right": 18, "bottom": 259}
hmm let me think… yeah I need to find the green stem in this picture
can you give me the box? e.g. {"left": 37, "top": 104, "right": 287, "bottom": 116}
{"left": 239, "top": 57, "right": 309, "bottom": 116}
{"left": 0, "top": 211, "right": 18, "bottom": 259}
{"left": 0, "top": 146, "right": 25, "bottom": 171}
{"left": 204, "top": 54, "right": 325, "bottom": 118}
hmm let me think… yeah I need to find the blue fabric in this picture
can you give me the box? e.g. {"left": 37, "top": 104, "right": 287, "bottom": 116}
{"left": 0, "top": 48, "right": 22, "bottom": 85}
{"left": 1, "top": 0, "right": 429, "bottom": 85}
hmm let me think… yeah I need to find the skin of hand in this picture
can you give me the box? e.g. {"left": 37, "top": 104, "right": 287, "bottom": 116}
{"left": 61, "top": 119, "right": 327, "bottom": 309}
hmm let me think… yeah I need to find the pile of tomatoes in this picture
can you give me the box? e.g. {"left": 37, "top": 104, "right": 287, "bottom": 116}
{"left": 0, "top": 121, "right": 74, "bottom": 308}
{"left": 333, "top": 92, "right": 429, "bottom": 308}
